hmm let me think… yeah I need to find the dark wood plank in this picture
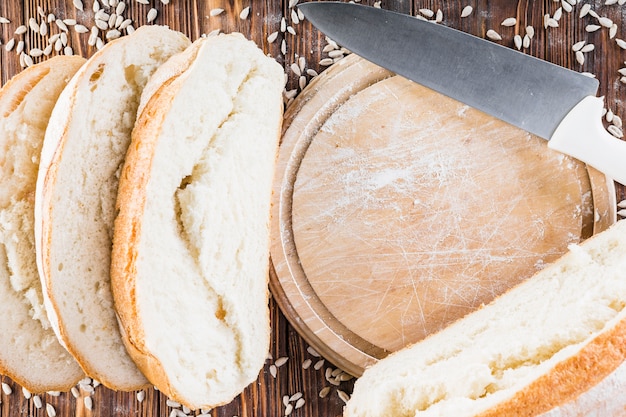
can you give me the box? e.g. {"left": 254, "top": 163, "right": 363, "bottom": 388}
{"left": 0, "top": 1, "right": 623, "bottom": 416}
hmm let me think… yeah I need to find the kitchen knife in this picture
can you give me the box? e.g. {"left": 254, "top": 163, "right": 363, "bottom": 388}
{"left": 299, "top": 1, "right": 626, "bottom": 186}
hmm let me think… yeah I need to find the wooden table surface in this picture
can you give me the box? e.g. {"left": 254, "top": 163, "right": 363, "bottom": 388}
{"left": 0, "top": 0, "right": 625, "bottom": 416}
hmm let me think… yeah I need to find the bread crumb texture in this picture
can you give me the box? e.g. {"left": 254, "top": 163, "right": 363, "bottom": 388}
{"left": 122, "top": 33, "right": 284, "bottom": 409}
{"left": 345, "top": 220, "right": 626, "bottom": 417}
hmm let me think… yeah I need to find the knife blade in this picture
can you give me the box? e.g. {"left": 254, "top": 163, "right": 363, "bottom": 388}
{"left": 299, "top": 1, "right": 626, "bottom": 186}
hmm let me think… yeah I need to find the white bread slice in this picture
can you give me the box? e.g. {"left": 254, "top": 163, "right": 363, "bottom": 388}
{"left": 345, "top": 219, "right": 626, "bottom": 417}
{"left": 111, "top": 33, "right": 284, "bottom": 409}
{"left": 0, "top": 56, "right": 86, "bottom": 392}
{"left": 34, "top": 26, "right": 190, "bottom": 391}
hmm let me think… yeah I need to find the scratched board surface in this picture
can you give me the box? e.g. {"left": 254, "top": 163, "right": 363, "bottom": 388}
{"left": 0, "top": 1, "right": 625, "bottom": 417}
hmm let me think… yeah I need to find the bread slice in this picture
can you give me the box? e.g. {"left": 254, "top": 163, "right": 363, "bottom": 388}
{"left": 34, "top": 26, "right": 190, "bottom": 391}
{"left": 0, "top": 56, "right": 86, "bottom": 392}
{"left": 345, "top": 219, "right": 626, "bottom": 417}
{"left": 111, "top": 33, "right": 284, "bottom": 409}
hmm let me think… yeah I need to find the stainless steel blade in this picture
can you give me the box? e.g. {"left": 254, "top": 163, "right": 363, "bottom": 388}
{"left": 299, "top": 2, "right": 599, "bottom": 140}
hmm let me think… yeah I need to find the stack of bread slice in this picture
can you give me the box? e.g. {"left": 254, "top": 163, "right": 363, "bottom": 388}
{"left": 0, "top": 24, "right": 284, "bottom": 409}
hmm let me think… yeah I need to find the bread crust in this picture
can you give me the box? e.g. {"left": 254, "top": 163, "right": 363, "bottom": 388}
{"left": 111, "top": 34, "right": 283, "bottom": 409}
{"left": 1, "top": 55, "right": 86, "bottom": 393}
{"left": 477, "top": 317, "right": 626, "bottom": 417}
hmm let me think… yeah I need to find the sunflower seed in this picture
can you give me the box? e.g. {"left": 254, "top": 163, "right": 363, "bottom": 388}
{"left": 281, "top": 39, "right": 286, "bottom": 54}
{"left": 580, "top": 4, "right": 591, "bottom": 18}
{"left": 613, "top": 115, "right": 623, "bottom": 128}
{"left": 608, "top": 124, "right": 623, "bottom": 137}
{"left": 70, "top": 387, "right": 80, "bottom": 398}
{"left": 486, "top": 29, "right": 502, "bottom": 41}
{"left": 106, "top": 29, "right": 121, "bottom": 39}
{"left": 619, "top": 209, "right": 626, "bottom": 217}
{"left": 147, "top": 8, "right": 158, "bottom": 22}
{"left": 84, "top": 396, "right": 93, "bottom": 410}
{"left": 553, "top": 7, "right": 563, "bottom": 21}
{"left": 0, "top": 17, "right": 9, "bottom": 24}
{"left": 461, "top": 5, "right": 473, "bottom": 18}
{"left": 572, "top": 40, "right": 586, "bottom": 51}
{"left": 514, "top": 34, "right": 522, "bottom": 49}
{"left": 319, "top": 386, "right": 331, "bottom": 398}
{"left": 588, "top": 9, "right": 599, "bottom": 19}
{"left": 501, "top": 17, "right": 516, "bottom": 26}
{"left": 29, "top": 48, "right": 44, "bottom": 57}
{"left": 267, "top": 31, "right": 278, "bottom": 43}
{"left": 43, "top": 44, "right": 52, "bottom": 55}
{"left": 166, "top": 399, "right": 181, "bottom": 408}
{"left": 39, "top": 21, "right": 48, "bottom": 36}
{"left": 269, "top": 364, "right": 277, "bottom": 377}
{"left": 289, "top": 0, "right": 299, "bottom": 7}
{"left": 435, "top": 9, "right": 443, "bottom": 22}
{"left": 419, "top": 8, "right": 434, "bottom": 17}
{"left": 136, "top": 390, "right": 145, "bottom": 402}
{"left": 561, "top": 0, "right": 572, "bottom": 12}
{"left": 46, "top": 403, "right": 56, "bottom": 417}
{"left": 606, "top": 109, "right": 614, "bottom": 123}
{"left": 618, "top": 200, "right": 626, "bottom": 209}
{"left": 575, "top": 50, "right": 585, "bottom": 65}
{"left": 337, "top": 390, "right": 350, "bottom": 403}
{"left": 5, "top": 38, "right": 14, "bottom": 51}
{"left": 210, "top": 8, "right": 224, "bottom": 16}
{"left": 299, "top": 76, "right": 307, "bottom": 90}
{"left": 287, "top": 25, "right": 296, "bottom": 35}
{"left": 598, "top": 17, "right": 613, "bottom": 28}
{"left": 1, "top": 383, "right": 11, "bottom": 395}
{"left": 22, "top": 387, "right": 31, "bottom": 399}
{"left": 15, "top": 25, "right": 27, "bottom": 35}
{"left": 306, "top": 68, "right": 318, "bottom": 77}
{"left": 275, "top": 357, "right": 289, "bottom": 367}
{"left": 29, "top": 17, "right": 39, "bottom": 33}
{"left": 291, "top": 8, "right": 299, "bottom": 24}
{"left": 586, "top": 24, "right": 601, "bottom": 32}
{"left": 116, "top": 2, "right": 126, "bottom": 15}
{"left": 285, "top": 404, "right": 293, "bottom": 416}
{"left": 525, "top": 25, "right": 535, "bottom": 39}
{"left": 617, "top": 39, "right": 626, "bottom": 49}
{"left": 31, "top": 395, "right": 42, "bottom": 409}
{"left": 313, "top": 358, "right": 325, "bottom": 369}
{"left": 523, "top": 34, "right": 530, "bottom": 48}
{"left": 16, "top": 40, "right": 24, "bottom": 53}
{"left": 610, "top": 23, "right": 618, "bottom": 39}
{"left": 240, "top": 6, "right": 250, "bottom": 19}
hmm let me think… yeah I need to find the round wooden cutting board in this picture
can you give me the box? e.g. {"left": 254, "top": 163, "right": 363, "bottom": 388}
{"left": 269, "top": 54, "right": 616, "bottom": 378}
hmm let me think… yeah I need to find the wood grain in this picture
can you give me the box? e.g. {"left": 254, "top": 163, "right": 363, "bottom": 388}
{"left": 0, "top": 1, "right": 624, "bottom": 416}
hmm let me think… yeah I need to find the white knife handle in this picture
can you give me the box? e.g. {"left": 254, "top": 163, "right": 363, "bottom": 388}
{"left": 549, "top": 96, "right": 626, "bottom": 186}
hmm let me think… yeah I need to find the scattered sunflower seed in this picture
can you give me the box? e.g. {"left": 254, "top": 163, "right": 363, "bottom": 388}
{"left": 240, "top": 6, "right": 250, "bottom": 20}
{"left": 617, "top": 39, "right": 626, "bottom": 49}
{"left": 33, "top": 395, "right": 43, "bottom": 408}
{"left": 523, "top": 34, "right": 530, "bottom": 48}
{"left": 319, "top": 386, "right": 331, "bottom": 398}
{"left": 461, "top": 5, "right": 473, "bottom": 18}
{"left": 210, "top": 8, "right": 224, "bottom": 16}
{"left": 553, "top": 7, "right": 563, "bottom": 21}
{"left": 337, "top": 390, "right": 350, "bottom": 404}
{"left": 572, "top": 40, "right": 586, "bottom": 51}
{"left": 581, "top": 44, "right": 595, "bottom": 53}
{"left": 580, "top": 3, "right": 591, "bottom": 17}
{"left": 46, "top": 403, "right": 56, "bottom": 417}
{"left": 419, "top": 8, "right": 434, "bottom": 18}
{"left": 514, "top": 34, "right": 522, "bottom": 50}
{"left": 5, "top": 38, "right": 15, "bottom": 51}
{"left": 598, "top": 16, "right": 613, "bottom": 28}
{"left": 486, "top": 29, "right": 502, "bottom": 41}
{"left": 608, "top": 124, "right": 624, "bottom": 137}
{"left": 501, "top": 17, "right": 516, "bottom": 27}
{"left": 267, "top": 31, "right": 278, "bottom": 43}
{"left": 618, "top": 200, "right": 626, "bottom": 209}
{"left": 575, "top": 50, "right": 585, "bottom": 65}
{"left": 586, "top": 24, "right": 601, "bottom": 32}
{"left": 84, "top": 396, "right": 93, "bottom": 410}
{"left": 15, "top": 25, "right": 27, "bottom": 35}
{"left": 147, "top": 8, "right": 158, "bottom": 22}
